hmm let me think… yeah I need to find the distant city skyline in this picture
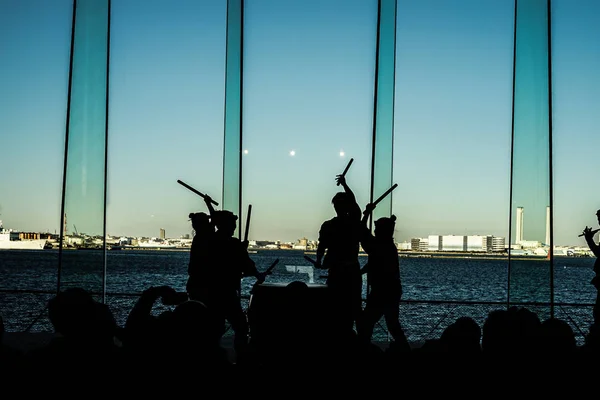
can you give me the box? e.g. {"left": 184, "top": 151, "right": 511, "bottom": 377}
{"left": 5, "top": 218, "right": 589, "bottom": 250}
{"left": 1, "top": 0, "right": 600, "bottom": 248}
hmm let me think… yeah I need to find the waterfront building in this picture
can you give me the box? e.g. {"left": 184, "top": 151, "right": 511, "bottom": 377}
{"left": 491, "top": 236, "right": 506, "bottom": 252}
{"left": 466, "top": 235, "right": 485, "bottom": 252}
{"left": 410, "top": 238, "right": 429, "bottom": 251}
{"left": 413, "top": 234, "right": 507, "bottom": 252}
{"left": 293, "top": 237, "right": 309, "bottom": 250}
{"left": 441, "top": 235, "right": 465, "bottom": 252}
{"left": 546, "top": 206, "right": 551, "bottom": 245}
{"left": 427, "top": 235, "right": 442, "bottom": 251}
{"left": 397, "top": 241, "right": 411, "bottom": 251}
{"left": 516, "top": 206, "right": 524, "bottom": 244}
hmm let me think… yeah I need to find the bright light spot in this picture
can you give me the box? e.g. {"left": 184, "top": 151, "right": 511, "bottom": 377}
{"left": 339, "top": 151, "right": 345, "bottom": 157}
{"left": 243, "top": 149, "right": 249, "bottom": 154}
{"left": 150, "top": 215, "right": 155, "bottom": 218}
{"left": 289, "top": 150, "right": 296, "bottom": 156}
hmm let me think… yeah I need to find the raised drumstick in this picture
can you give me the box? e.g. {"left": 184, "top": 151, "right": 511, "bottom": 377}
{"left": 177, "top": 180, "right": 219, "bottom": 206}
{"left": 372, "top": 183, "right": 398, "bottom": 207}
{"left": 337, "top": 158, "right": 354, "bottom": 185}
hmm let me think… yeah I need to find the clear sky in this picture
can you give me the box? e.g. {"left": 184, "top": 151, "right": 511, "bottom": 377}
{"left": 0, "top": 0, "right": 599, "bottom": 247}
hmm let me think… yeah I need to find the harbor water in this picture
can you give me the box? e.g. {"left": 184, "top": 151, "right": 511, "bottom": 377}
{"left": 1, "top": 249, "right": 597, "bottom": 343}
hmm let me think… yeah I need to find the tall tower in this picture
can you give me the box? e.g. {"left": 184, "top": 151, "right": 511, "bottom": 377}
{"left": 545, "top": 206, "right": 550, "bottom": 245}
{"left": 516, "top": 207, "right": 524, "bottom": 244}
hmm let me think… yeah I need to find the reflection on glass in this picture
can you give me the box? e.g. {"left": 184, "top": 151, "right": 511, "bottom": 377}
{"left": 372, "top": 0, "right": 397, "bottom": 224}
{"left": 392, "top": 0, "right": 514, "bottom": 303}
{"left": 59, "top": 0, "right": 110, "bottom": 297}
{"left": 551, "top": 0, "right": 600, "bottom": 312}
{"left": 223, "top": 0, "right": 243, "bottom": 238}
{"left": 509, "top": 0, "right": 551, "bottom": 306}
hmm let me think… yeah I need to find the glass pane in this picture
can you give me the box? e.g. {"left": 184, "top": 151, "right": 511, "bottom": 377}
{"left": 509, "top": 0, "right": 550, "bottom": 308}
{"left": 242, "top": 0, "right": 376, "bottom": 295}
{"left": 0, "top": 0, "right": 72, "bottom": 331}
{"left": 392, "top": 0, "right": 514, "bottom": 314}
{"left": 223, "top": 0, "right": 243, "bottom": 234}
{"left": 59, "top": 0, "right": 110, "bottom": 298}
{"left": 106, "top": 0, "right": 226, "bottom": 320}
{"left": 551, "top": 0, "right": 599, "bottom": 331}
{"left": 372, "top": 0, "right": 397, "bottom": 222}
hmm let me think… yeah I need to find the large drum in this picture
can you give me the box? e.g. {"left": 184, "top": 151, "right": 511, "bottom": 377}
{"left": 247, "top": 281, "right": 337, "bottom": 355}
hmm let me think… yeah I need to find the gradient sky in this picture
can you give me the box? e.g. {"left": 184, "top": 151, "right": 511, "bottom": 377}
{"left": 1, "top": 0, "right": 599, "bottom": 246}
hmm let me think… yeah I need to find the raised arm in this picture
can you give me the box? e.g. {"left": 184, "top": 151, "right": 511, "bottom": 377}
{"left": 203, "top": 195, "right": 216, "bottom": 218}
{"left": 203, "top": 195, "right": 218, "bottom": 233}
{"left": 125, "top": 286, "right": 174, "bottom": 331}
{"left": 336, "top": 174, "right": 361, "bottom": 220}
{"left": 359, "top": 203, "right": 376, "bottom": 255}
{"left": 361, "top": 202, "right": 375, "bottom": 226}
{"left": 336, "top": 174, "right": 356, "bottom": 203}
{"left": 583, "top": 226, "right": 600, "bottom": 258}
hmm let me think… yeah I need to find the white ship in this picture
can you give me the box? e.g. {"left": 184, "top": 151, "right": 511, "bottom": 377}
{"left": 0, "top": 220, "right": 48, "bottom": 250}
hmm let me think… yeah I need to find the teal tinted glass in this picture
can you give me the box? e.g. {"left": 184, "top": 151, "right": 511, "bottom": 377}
{"left": 223, "top": 0, "right": 243, "bottom": 238}
{"left": 509, "top": 0, "right": 551, "bottom": 308}
{"left": 59, "top": 0, "right": 110, "bottom": 297}
{"left": 371, "top": 0, "right": 397, "bottom": 224}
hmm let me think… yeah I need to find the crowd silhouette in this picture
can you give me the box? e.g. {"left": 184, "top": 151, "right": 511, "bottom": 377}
{"left": 2, "top": 173, "right": 600, "bottom": 381}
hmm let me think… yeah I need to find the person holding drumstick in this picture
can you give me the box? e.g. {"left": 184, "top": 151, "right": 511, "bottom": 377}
{"left": 582, "top": 210, "right": 600, "bottom": 326}
{"left": 357, "top": 203, "right": 409, "bottom": 351}
{"left": 315, "top": 171, "right": 363, "bottom": 338}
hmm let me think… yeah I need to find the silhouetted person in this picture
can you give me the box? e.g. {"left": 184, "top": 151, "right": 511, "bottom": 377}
{"left": 29, "top": 288, "right": 121, "bottom": 371}
{"left": 249, "top": 281, "right": 316, "bottom": 367}
{"left": 315, "top": 174, "right": 363, "bottom": 338}
{"left": 582, "top": 209, "right": 600, "bottom": 326}
{"left": 122, "top": 285, "right": 191, "bottom": 363}
{"left": 166, "top": 300, "right": 232, "bottom": 370}
{"left": 187, "top": 195, "right": 217, "bottom": 301}
{"left": 201, "top": 209, "right": 267, "bottom": 363}
{"left": 439, "top": 316, "right": 482, "bottom": 354}
{"left": 357, "top": 206, "right": 409, "bottom": 351}
{"left": 538, "top": 317, "right": 576, "bottom": 354}
{"left": 481, "top": 307, "right": 541, "bottom": 356}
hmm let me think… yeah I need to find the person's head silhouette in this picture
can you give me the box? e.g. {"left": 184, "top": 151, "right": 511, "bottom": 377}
{"left": 212, "top": 210, "right": 238, "bottom": 236}
{"left": 374, "top": 215, "right": 396, "bottom": 239}
{"left": 189, "top": 212, "right": 210, "bottom": 234}
{"left": 332, "top": 192, "right": 350, "bottom": 217}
